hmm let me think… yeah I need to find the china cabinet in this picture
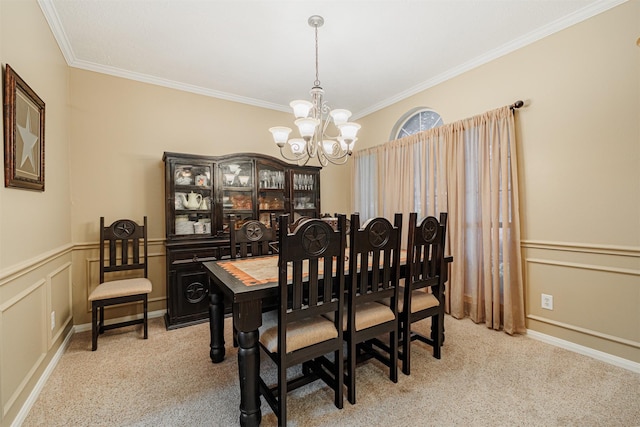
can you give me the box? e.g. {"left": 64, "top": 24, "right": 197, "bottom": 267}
{"left": 162, "top": 152, "right": 321, "bottom": 328}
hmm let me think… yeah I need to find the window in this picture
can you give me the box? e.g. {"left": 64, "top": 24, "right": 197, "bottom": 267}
{"left": 390, "top": 107, "right": 443, "bottom": 140}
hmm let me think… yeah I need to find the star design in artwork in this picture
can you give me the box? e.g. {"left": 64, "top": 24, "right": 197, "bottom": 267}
{"left": 17, "top": 111, "right": 39, "bottom": 169}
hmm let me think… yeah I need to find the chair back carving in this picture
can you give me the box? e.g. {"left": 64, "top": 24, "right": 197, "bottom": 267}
{"left": 348, "top": 213, "right": 402, "bottom": 305}
{"left": 100, "top": 217, "right": 148, "bottom": 283}
{"left": 406, "top": 212, "right": 446, "bottom": 299}
{"left": 277, "top": 214, "right": 346, "bottom": 324}
{"left": 229, "top": 217, "right": 277, "bottom": 258}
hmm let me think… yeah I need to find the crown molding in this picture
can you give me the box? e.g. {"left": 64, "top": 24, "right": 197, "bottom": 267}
{"left": 353, "top": 0, "right": 628, "bottom": 119}
{"left": 39, "top": 0, "right": 627, "bottom": 118}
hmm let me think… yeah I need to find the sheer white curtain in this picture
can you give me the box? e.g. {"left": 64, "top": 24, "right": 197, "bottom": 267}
{"left": 353, "top": 106, "right": 525, "bottom": 334}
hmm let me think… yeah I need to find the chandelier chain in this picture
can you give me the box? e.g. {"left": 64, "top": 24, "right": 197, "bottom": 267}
{"left": 314, "top": 24, "right": 320, "bottom": 87}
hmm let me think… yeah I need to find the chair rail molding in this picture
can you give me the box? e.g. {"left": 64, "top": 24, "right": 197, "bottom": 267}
{"left": 521, "top": 240, "right": 640, "bottom": 257}
{"left": 0, "top": 243, "right": 73, "bottom": 284}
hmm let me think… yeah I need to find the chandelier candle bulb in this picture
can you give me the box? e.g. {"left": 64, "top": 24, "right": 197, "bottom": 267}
{"left": 269, "top": 15, "right": 360, "bottom": 166}
{"left": 295, "top": 118, "right": 320, "bottom": 139}
{"left": 290, "top": 100, "right": 313, "bottom": 118}
{"left": 269, "top": 126, "right": 292, "bottom": 147}
{"left": 330, "top": 109, "right": 351, "bottom": 126}
{"left": 338, "top": 122, "right": 361, "bottom": 141}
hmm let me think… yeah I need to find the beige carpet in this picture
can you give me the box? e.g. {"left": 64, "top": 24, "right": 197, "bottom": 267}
{"left": 23, "top": 315, "right": 640, "bottom": 426}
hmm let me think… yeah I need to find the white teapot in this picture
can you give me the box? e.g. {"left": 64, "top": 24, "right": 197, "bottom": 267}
{"left": 180, "top": 192, "right": 202, "bottom": 209}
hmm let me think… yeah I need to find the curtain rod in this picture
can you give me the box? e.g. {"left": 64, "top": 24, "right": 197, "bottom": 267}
{"left": 510, "top": 100, "right": 524, "bottom": 110}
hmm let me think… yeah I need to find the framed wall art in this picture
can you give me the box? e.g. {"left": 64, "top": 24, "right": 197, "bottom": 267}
{"left": 3, "top": 64, "right": 45, "bottom": 191}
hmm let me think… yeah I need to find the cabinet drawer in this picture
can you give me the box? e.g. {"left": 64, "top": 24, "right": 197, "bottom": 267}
{"left": 169, "top": 248, "right": 220, "bottom": 265}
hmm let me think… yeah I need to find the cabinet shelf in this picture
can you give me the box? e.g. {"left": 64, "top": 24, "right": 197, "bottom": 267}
{"left": 223, "top": 186, "right": 252, "bottom": 191}
{"left": 224, "top": 209, "right": 253, "bottom": 213}
{"left": 176, "top": 185, "right": 212, "bottom": 191}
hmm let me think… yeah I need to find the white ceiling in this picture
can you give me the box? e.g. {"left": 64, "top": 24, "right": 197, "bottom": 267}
{"left": 38, "top": 0, "right": 623, "bottom": 119}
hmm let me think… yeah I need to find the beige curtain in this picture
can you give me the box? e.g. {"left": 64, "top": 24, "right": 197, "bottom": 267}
{"left": 353, "top": 106, "right": 525, "bottom": 334}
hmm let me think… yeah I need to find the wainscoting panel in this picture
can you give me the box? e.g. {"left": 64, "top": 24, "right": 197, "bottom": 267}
{"left": 0, "top": 248, "right": 73, "bottom": 425}
{"left": 0, "top": 279, "right": 47, "bottom": 417}
{"left": 522, "top": 240, "right": 640, "bottom": 363}
{"left": 48, "top": 262, "right": 73, "bottom": 348}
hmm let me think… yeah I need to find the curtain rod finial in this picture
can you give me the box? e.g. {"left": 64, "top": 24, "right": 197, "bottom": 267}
{"left": 511, "top": 100, "right": 524, "bottom": 110}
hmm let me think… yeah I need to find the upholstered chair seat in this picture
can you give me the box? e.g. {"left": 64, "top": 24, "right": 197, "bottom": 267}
{"left": 383, "top": 286, "right": 439, "bottom": 314}
{"left": 324, "top": 301, "right": 395, "bottom": 332}
{"left": 88, "top": 278, "right": 152, "bottom": 302}
{"left": 260, "top": 310, "right": 338, "bottom": 353}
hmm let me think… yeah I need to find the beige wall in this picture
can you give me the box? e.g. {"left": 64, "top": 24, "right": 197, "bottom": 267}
{"left": 0, "top": 1, "right": 72, "bottom": 425}
{"left": 357, "top": 1, "right": 640, "bottom": 363}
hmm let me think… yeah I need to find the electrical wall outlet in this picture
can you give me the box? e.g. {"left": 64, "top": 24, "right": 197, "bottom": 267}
{"left": 541, "top": 294, "right": 553, "bottom": 310}
{"left": 51, "top": 311, "right": 56, "bottom": 330}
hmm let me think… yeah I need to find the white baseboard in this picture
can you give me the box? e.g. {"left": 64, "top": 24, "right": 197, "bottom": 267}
{"left": 11, "top": 327, "right": 74, "bottom": 427}
{"left": 73, "top": 309, "right": 167, "bottom": 333}
{"left": 526, "top": 329, "right": 640, "bottom": 373}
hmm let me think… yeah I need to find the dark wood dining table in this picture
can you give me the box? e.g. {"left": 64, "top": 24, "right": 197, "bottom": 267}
{"left": 203, "top": 249, "right": 413, "bottom": 426}
{"left": 204, "top": 255, "right": 282, "bottom": 427}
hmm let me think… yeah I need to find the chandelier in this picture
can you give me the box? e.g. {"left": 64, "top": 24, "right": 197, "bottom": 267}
{"left": 269, "top": 15, "right": 361, "bottom": 166}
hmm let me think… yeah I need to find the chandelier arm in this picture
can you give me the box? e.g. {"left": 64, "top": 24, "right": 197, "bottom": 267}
{"left": 278, "top": 146, "right": 311, "bottom": 163}
{"left": 316, "top": 150, "right": 329, "bottom": 167}
{"left": 321, "top": 150, "right": 350, "bottom": 165}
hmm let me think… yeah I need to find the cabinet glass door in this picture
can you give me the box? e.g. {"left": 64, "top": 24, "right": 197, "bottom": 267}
{"left": 291, "top": 171, "right": 318, "bottom": 221}
{"left": 174, "top": 163, "right": 213, "bottom": 236}
{"left": 220, "top": 160, "right": 254, "bottom": 231}
{"left": 257, "top": 164, "right": 286, "bottom": 228}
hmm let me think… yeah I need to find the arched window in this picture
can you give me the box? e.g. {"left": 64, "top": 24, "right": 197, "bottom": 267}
{"left": 390, "top": 107, "right": 443, "bottom": 140}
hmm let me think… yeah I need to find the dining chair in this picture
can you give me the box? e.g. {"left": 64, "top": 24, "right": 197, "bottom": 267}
{"left": 340, "top": 213, "right": 402, "bottom": 404}
{"left": 396, "top": 212, "right": 449, "bottom": 375}
{"left": 229, "top": 216, "right": 277, "bottom": 258}
{"left": 88, "top": 217, "right": 152, "bottom": 351}
{"left": 258, "top": 214, "right": 347, "bottom": 426}
{"left": 228, "top": 216, "right": 278, "bottom": 347}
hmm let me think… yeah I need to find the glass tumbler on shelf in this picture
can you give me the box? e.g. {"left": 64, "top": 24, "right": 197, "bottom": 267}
{"left": 224, "top": 173, "right": 236, "bottom": 186}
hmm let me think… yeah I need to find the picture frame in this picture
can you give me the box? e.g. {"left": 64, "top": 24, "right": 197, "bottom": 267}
{"left": 3, "top": 64, "right": 45, "bottom": 191}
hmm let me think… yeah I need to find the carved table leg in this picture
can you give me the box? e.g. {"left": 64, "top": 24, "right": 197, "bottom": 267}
{"left": 234, "top": 299, "right": 263, "bottom": 426}
{"left": 209, "top": 287, "right": 225, "bottom": 363}
{"left": 237, "top": 329, "right": 261, "bottom": 427}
